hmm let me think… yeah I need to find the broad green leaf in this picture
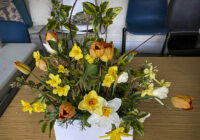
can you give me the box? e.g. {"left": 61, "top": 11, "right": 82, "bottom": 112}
{"left": 106, "top": 7, "right": 122, "bottom": 19}
{"left": 64, "top": 22, "right": 78, "bottom": 32}
{"left": 100, "top": 1, "right": 109, "bottom": 14}
{"left": 46, "top": 19, "right": 59, "bottom": 31}
{"left": 48, "top": 40, "right": 58, "bottom": 52}
{"left": 117, "top": 51, "right": 137, "bottom": 66}
{"left": 60, "top": 5, "right": 72, "bottom": 19}
{"left": 82, "top": 2, "right": 96, "bottom": 15}
{"left": 92, "top": 17, "right": 100, "bottom": 33}
{"left": 102, "top": 16, "right": 113, "bottom": 27}
{"left": 41, "top": 122, "right": 47, "bottom": 133}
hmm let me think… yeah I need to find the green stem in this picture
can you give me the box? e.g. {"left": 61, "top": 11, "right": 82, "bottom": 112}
{"left": 153, "top": 78, "right": 162, "bottom": 86}
{"left": 112, "top": 83, "right": 117, "bottom": 97}
{"left": 105, "top": 28, "right": 108, "bottom": 42}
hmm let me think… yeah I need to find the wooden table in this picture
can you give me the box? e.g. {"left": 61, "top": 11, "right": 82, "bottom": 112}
{"left": 0, "top": 57, "right": 200, "bottom": 140}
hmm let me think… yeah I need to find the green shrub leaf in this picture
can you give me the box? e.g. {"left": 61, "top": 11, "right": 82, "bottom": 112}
{"left": 82, "top": 2, "right": 96, "bottom": 15}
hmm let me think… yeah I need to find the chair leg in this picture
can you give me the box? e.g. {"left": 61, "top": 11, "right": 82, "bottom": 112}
{"left": 122, "top": 27, "right": 127, "bottom": 55}
{"left": 161, "top": 32, "right": 169, "bottom": 56}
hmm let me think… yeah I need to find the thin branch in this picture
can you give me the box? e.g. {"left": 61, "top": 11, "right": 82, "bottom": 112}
{"left": 68, "top": 0, "right": 78, "bottom": 45}
{"left": 122, "top": 33, "right": 160, "bottom": 59}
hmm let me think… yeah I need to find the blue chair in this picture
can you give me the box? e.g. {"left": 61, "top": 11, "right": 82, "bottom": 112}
{"left": 122, "top": 0, "right": 168, "bottom": 54}
{"left": 0, "top": 21, "right": 31, "bottom": 43}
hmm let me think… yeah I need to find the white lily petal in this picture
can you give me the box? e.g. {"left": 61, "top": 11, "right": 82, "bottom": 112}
{"left": 87, "top": 113, "right": 101, "bottom": 124}
{"left": 43, "top": 43, "right": 57, "bottom": 54}
{"left": 109, "top": 113, "right": 120, "bottom": 126}
{"left": 98, "top": 118, "right": 111, "bottom": 128}
{"left": 107, "top": 98, "right": 121, "bottom": 112}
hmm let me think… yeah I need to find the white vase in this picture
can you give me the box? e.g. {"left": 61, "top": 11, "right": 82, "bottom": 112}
{"left": 54, "top": 120, "right": 133, "bottom": 140}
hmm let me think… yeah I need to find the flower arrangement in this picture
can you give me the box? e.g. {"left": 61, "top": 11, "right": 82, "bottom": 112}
{"left": 12, "top": 0, "right": 172, "bottom": 139}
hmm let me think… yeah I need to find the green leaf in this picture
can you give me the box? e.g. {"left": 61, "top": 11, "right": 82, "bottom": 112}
{"left": 133, "top": 121, "right": 144, "bottom": 136}
{"left": 117, "top": 51, "right": 137, "bottom": 66}
{"left": 49, "top": 120, "right": 56, "bottom": 138}
{"left": 106, "top": 7, "right": 122, "bottom": 19}
{"left": 41, "top": 122, "right": 47, "bottom": 133}
{"left": 64, "top": 23, "right": 78, "bottom": 32}
{"left": 60, "top": 5, "right": 72, "bottom": 17}
{"left": 38, "top": 120, "right": 44, "bottom": 124}
{"left": 16, "top": 77, "right": 22, "bottom": 82}
{"left": 46, "top": 19, "right": 59, "bottom": 31}
{"left": 100, "top": 1, "right": 109, "bottom": 14}
{"left": 82, "top": 2, "right": 96, "bottom": 15}
{"left": 92, "top": 17, "right": 100, "bottom": 33}
{"left": 48, "top": 40, "right": 58, "bottom": 52}
{"left": 102, "top": 16, "right": 113, "bottom": 27}
{"left": 28, "top": 80, "right": 35, "bottom": 87}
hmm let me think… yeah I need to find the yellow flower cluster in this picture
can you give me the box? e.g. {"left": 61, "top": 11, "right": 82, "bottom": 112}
{"left": 85, "top": 54, "right": 95, "bottom": 64}
{"left": 102, "top": 66, "right": 118, "bottom": 87}
{"left": 141, "top": 83, "right": 154, "bottom": 97}
{"left": 58, "top": 65, "right": 69, "bottom": 75}
{"left": 21, "top": 100, "right": 46, "bottom": 114}
{"left": 69, "top": 43, "right": 83, "bottom": 60}
{"left": 46, "top": 73, "right": 70, "bottom": 96}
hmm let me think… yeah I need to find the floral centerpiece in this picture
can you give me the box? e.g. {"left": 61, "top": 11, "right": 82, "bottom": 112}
{"left": 12, "top": 0, "right": 172, "bottom": 140}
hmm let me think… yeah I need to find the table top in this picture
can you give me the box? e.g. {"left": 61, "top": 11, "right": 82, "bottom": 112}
{"left": 0, "top": 57, "right": 200, "bottom": 140}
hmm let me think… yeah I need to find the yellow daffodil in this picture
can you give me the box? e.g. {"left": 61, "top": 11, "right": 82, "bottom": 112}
{"left": 32, "top": 101, "right": 46, "bottom": 112}
{"left": 14, "top": 61, "right": 31, "bottom": 75}
{"left": 141, "top": 83, "right": 154, "bottom": 97}
{"left": 33, "top": 51, "right": 40, "bottom": 67}
{"left": 99, "top": 127, "right": 132, "bottom": 140}
{"left": 161, "top": 79, "right": 171, "bottom": 88}
{"left": 78, "top": 90, "right": 104, "bottom": 115}
{"left": 108, "top": 66, "right": 118, "bottom": 79}
{"left": 53, "top": 85, "right": 70, "bottom": 96}
{"left": 21, "top": 100, "right": 32, "bottom": 114}
{"left": 69, "top": 43, "right": 83, "bottom": 60}
{"left": 85, "top": 54, "right": 95, "bottom": 64}
{"left": 46, "top": 73, "right": 61, "bottom": 87}
{"left": 102, "top": 74, "right": 114, "bottom": 87}
{"left": 58, "top": 65, "right": 69, "bottom": 74}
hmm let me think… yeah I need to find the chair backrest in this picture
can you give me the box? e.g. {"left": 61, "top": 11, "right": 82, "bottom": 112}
{"left": 0, "top": 21, "right": 31, "bottom": 43}
{"left": 126, "top": 0, "right": 168, "bottom": 26}
{"left": 166, "top": 0, "right": 200, "bottom": 32}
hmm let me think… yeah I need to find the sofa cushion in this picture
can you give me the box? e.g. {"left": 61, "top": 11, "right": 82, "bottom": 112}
{"left": 0, "top": 43, "right": 37, "bottom": 101}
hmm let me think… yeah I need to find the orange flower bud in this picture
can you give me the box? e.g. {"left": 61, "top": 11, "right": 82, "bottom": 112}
{"left": 90, "top": 41, "right": 104, "bottom": 58}
{"left": 59, "top": 102, "right": 75, "bottom": 119}
{"left": 100, "top": 40, "right": 114, "bottom": 62}
{"left": 45, "top": 32, "right": 58, "bottom": 43}
{"left": 171, "top": 94, "right": 194, "bottom": 110}
{"left": 38, "top": 59, "right": 48, "bottom": 71}
{"left": 14, "top": 61, "right": 31, "bottom": 75}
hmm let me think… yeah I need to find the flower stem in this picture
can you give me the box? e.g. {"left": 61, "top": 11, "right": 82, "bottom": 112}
{"left": 112, "top": 83, "right": 117, "bottom": 97}
{"left": 68, "top": 0, "right": 78, "bottom": 45}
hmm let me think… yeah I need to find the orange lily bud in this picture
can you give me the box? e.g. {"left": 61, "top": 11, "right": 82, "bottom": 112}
{"left": 100, "top": 40, "right": 114, "bottom": 62}
{"left": 171, "top": 94, "right": 194, "bottom": 110}
{"left": 90, "top": 41, "right": 104, "bottom": 58}
{"left": 38, "top": 59, "right": 48, "bottom": 71}
{"left": 45, "top": 32, "right": 58, "bottom": 43}
{"left": 14, "top": 61, "right": 31, "bottom": 75}
{"left": 59, "top": 102, "right": 75, "bottom": 119}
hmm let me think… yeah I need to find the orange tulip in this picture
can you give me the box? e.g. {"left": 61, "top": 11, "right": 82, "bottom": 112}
{"left": 45, "top": 32, "right": 58, "bottom": 43}
{"left": 100, "top": 40, "right": 114, "bottom": 62}
{"left": 59, "top": 102, "right": 75, "bottom": 119}
{"left": 14, "top": 61, "right": 31, "bottom": 75}
{"left": 90, "top": 41, "right": 104, "bottom": 58}
{"left": 38, "top": 59, "right": 48, "bottom": 71}
{"left": 171, "top": 94, "right": 194, "bottom": 110}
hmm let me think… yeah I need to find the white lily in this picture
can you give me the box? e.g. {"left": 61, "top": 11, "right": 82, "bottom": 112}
{"left": 87, "top": 98, "right": 121, "bottom": 129}
{"left": 117, "top": 72, "right": 128, "bottom": 83}
{"left": 43, "top": 38, "right": 57, "bottom": 55}
{"left": 152, "top": 86, "right": 168, "bottom": 99}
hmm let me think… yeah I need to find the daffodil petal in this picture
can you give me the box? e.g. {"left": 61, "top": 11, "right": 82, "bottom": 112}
{"left": 108, "top": 98, "right": 121, "bottom": 112}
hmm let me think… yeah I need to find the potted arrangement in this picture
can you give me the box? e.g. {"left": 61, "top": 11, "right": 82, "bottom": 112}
{"left": 13, "top": 0, "right": 172, "bottom": 139}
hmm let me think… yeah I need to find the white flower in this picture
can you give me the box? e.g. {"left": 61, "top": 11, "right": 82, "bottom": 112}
{"left": 117, "top": 72, "right": 128, "bottom": 83}
{"left": 139, "top": 113, "right": 151, "bottom": 123}
{"left": 43, "top": 38, "right": 57, "bottom": 55}
{"left": 152, "top": 86, "right": 169, "bottom": 99}
{"left": 87, "top": 98, "right": 121, "bottom": 129}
